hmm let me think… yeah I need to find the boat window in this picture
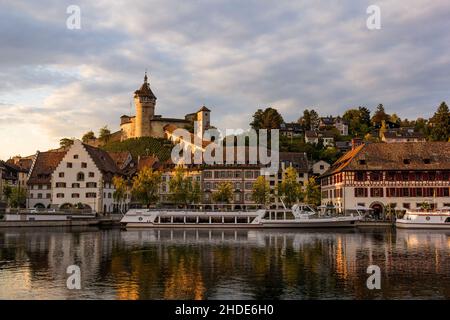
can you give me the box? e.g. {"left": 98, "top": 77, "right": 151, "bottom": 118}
{"left": 160, "top": 217, "right": 171, "bottom": 223}
{"left": 237, "top": 217, "right": 247, "bottom": 223}
{"left": 186, "top": 217, "right": 197, "bottom": 223}
{"left": 198, "top": 217, "right": 210, "bottom": 223}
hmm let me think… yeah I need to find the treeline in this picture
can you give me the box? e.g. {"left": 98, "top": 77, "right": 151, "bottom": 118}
{"left": 249, "top": 102, "right": 450, "bottom": 163}
{"left": 250, "top": 102, "right": 450, "bottom": 141}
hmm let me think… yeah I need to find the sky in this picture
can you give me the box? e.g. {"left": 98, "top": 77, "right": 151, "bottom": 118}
{"left": 0, "top": 0, "right": 450, "bottom": 160}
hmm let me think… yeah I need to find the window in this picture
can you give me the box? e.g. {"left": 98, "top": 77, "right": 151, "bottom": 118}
{"left": 235, "top": 182, "right": 241, "bottom": 190}
{"left": 88, "top": 172, "right": 95, "bottom": 178}
{"left": 86, "top": 192, "right": 96, "bottom": 198}
{"left": 403, "top": 203, "right": 410, "bottom": 209}
{"left": 67, "top": 162, "right": 72, "bottom": 168}
{"left": 423, "top": 158, "right": 431, "bottom": 164}
{"left": 77, "top": 172, "right": 85, "bottom": 181}
{"left": 245, "top": 171, "right": 253, "bottom": 179}
{"left": 71, "top": 193, "right": 80, "bottom": 198}
{"left": 358, "top": 160, "right": 366, "bottom": 165}
{"left": 235, "top": 171, "right": 241, "bottom": 178}
{"left": 245, "top": 182, "right": 253, "bottom": 190}
{"left": 59, "top": 172, "right": 64, "bottom": 178}
{"left": 108, "top": 193, "right": 112, "bottom": 199}
{"left": 74, "top": 155, "right": 79, "bottom": 159}
{"left": 37, "top": 193, "right": 42, "bottom": 199}
{"left": 354, "top": 188, "right": 368, "bottom": 197}
{"left": 46, "top": 193, "right": 51, "bottom": 199}
{"left": 56, "top": 193, "right": 64, "bottom": 198}
{"left": 86, "top": 182, "right": 97, "bottom": 188}
{"left": 81, "top": 162, "right": 87, "bottom": 168}
{"left": 354, "top": 172, "right": 366, "bottom": 182}
{"left": 204, "top": 171, "right": 212, "bottom": 178}
{"left": 370, "top": 188, "right": 383, "bottom": 197}
{"left": 403, "top": 159, "right": 410, "bottom": 165}
{"left": 56, "top": 182, "right": 66, "bottom": 188}
{"left": 205, "top": 182, "right": 211, "bottom": 190}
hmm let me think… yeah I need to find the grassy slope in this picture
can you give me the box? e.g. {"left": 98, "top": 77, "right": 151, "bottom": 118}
{"left": 101, "top": 137, "right": 173, "bottom": 161}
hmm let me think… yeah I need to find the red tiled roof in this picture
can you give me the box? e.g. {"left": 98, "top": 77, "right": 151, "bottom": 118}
{"left": 322, "top": 142, "right": 450, "bottom": 177}
{"left": 27, "top": 151, "right": 67, "bottom": 185}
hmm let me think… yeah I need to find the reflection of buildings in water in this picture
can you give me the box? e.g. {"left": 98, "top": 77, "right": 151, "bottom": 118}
{"left": 395, "top": 229, "right": 450, "bottom": 274}
{"left": 163, "top": 257, "right": 205, "bottom": 300}
{"left": 1, "top": 228, "right": 105, "bottom": 298}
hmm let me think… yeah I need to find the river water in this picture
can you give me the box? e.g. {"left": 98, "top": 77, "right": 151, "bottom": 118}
{"left": 0, "top": 227, "right": 449, "bottom": 299}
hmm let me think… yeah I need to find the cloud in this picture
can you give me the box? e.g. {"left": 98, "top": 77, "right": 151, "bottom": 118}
{"left": 1, "top": 0, "right": 450, "bottom": 159}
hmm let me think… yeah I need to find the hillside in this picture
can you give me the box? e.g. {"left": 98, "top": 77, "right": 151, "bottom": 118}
{"left": 101, "top": 137, "right": 173, "bottom": 161}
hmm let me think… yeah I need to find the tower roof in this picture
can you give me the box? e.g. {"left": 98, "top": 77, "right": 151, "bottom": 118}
{"left": 197, "top": 105, "right": 211, "bottom": 112}
{"left": 134, "top": 72, "right": 157, "bottom": 99}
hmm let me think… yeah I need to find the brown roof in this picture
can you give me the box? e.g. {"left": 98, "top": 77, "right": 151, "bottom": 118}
{"left": 27, "top": 151, "right": 67, "bottom": 185}
{"left": 83, "top": 143, "right": 122, "bottom": 181}
{"left": 305, "top": 131, "right": 318, "bottom": 138}
{"left": 279, "top": 152, "right": 309, "bottom": 172}
{"left": 137, "top": 156, "right": 160, "bottom": 171}
{"left": 198, "top": 105, "right": 211, "bottom": 112}
{"left": 134, "top": 73, "right": 156, "bottom": 99}
{"left": 322, "top": 142, "right": 450, "bottom": 177}
{"left": 107, "top": 151, "right": 131, "bottom": 169}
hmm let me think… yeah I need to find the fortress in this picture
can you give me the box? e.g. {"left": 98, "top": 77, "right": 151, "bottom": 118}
{"left": 120, "top": 73, "right": 211, "bottom": 140}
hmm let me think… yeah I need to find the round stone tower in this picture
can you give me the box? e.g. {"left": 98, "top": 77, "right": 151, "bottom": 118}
{"left": 134, "top": 72, "right": 157, "bottom": 137}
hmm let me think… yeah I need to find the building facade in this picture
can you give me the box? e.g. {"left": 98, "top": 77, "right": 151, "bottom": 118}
{"left": 27, "top": 140, "right": 128, "bottom": 213}
{"left": 320, "top": 142, "right": 450, "bottom": 216}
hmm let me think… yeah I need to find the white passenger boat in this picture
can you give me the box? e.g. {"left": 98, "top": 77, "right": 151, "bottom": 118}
{"left": 396, "top": 207, "right": 450, "bottom": 229}
{"left": 120, "top": 203, "right": 362, "bottom": 228}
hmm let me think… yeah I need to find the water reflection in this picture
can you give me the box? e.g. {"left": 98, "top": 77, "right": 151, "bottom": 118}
{"left": 0, "top": 227, "right": 449, "bottom": 299}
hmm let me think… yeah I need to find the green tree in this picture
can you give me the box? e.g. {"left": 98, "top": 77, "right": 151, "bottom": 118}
{"left": 250, "top": 107, "right": 284, "bottom": 130}
{"left": 59, "top": 138, "right": 74, "bottom": 148}
{"left": 99, "top": 126, "right": 112, "bottom": 143}
{"left": 131, "top": 167, "right": 162, "bottom": 207}
{"left": 371, "top": 104, "right": 390, "bottom": 127}
{"left": 298, "top": 109, "right": 320, "bottom": 131}
{"left": 188, "top": 181, "right": 202, "bottom": 204}
{"left": 429, "top": 102, "right": 450, "bottom": 141}
{"left": 112, "top": 175, "right": 128, "bottom": 213}
{"left": 301, "top": 177, "right": 321, "bottom": 206}
{"left": 212, "top": 182, "right": 234, "bottom": 204}
{"left": 343, "top": 107, "right": 371, "bottom": 137}
{"left": 252, "top": 175, "right": 270, "bottom": 206}
{"left": 9, "top": 187, "right": 26, "bottom": 208}
{"left": 168, "top": 166, "right": 191, "bottom": 206}
{"left": 2, "top": 185, "right": 12, "bottom": 206}
{"left": 82, "top": 131, "right": 96, "bottom": 143}
{"left": 277, "top": 167, "right": 302, "bottom": 207}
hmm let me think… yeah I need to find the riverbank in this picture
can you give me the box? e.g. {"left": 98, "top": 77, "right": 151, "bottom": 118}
{"left": 0, "top": 216, "right": 123, "bottom": 228}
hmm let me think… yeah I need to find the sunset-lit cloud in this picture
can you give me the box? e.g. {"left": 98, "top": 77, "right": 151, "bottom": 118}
{"left": 1, "top": 0, "right": 450, "bottom": 159}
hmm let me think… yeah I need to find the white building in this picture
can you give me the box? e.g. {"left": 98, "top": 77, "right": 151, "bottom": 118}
{"left": 312, "top": 160, "right": 330, "bottom": 176}
{"left": 320, "top": 142, "right": 450, "bottom": 217}
{"left": 27, "top": 140, "right": 128, "bottom": 213}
